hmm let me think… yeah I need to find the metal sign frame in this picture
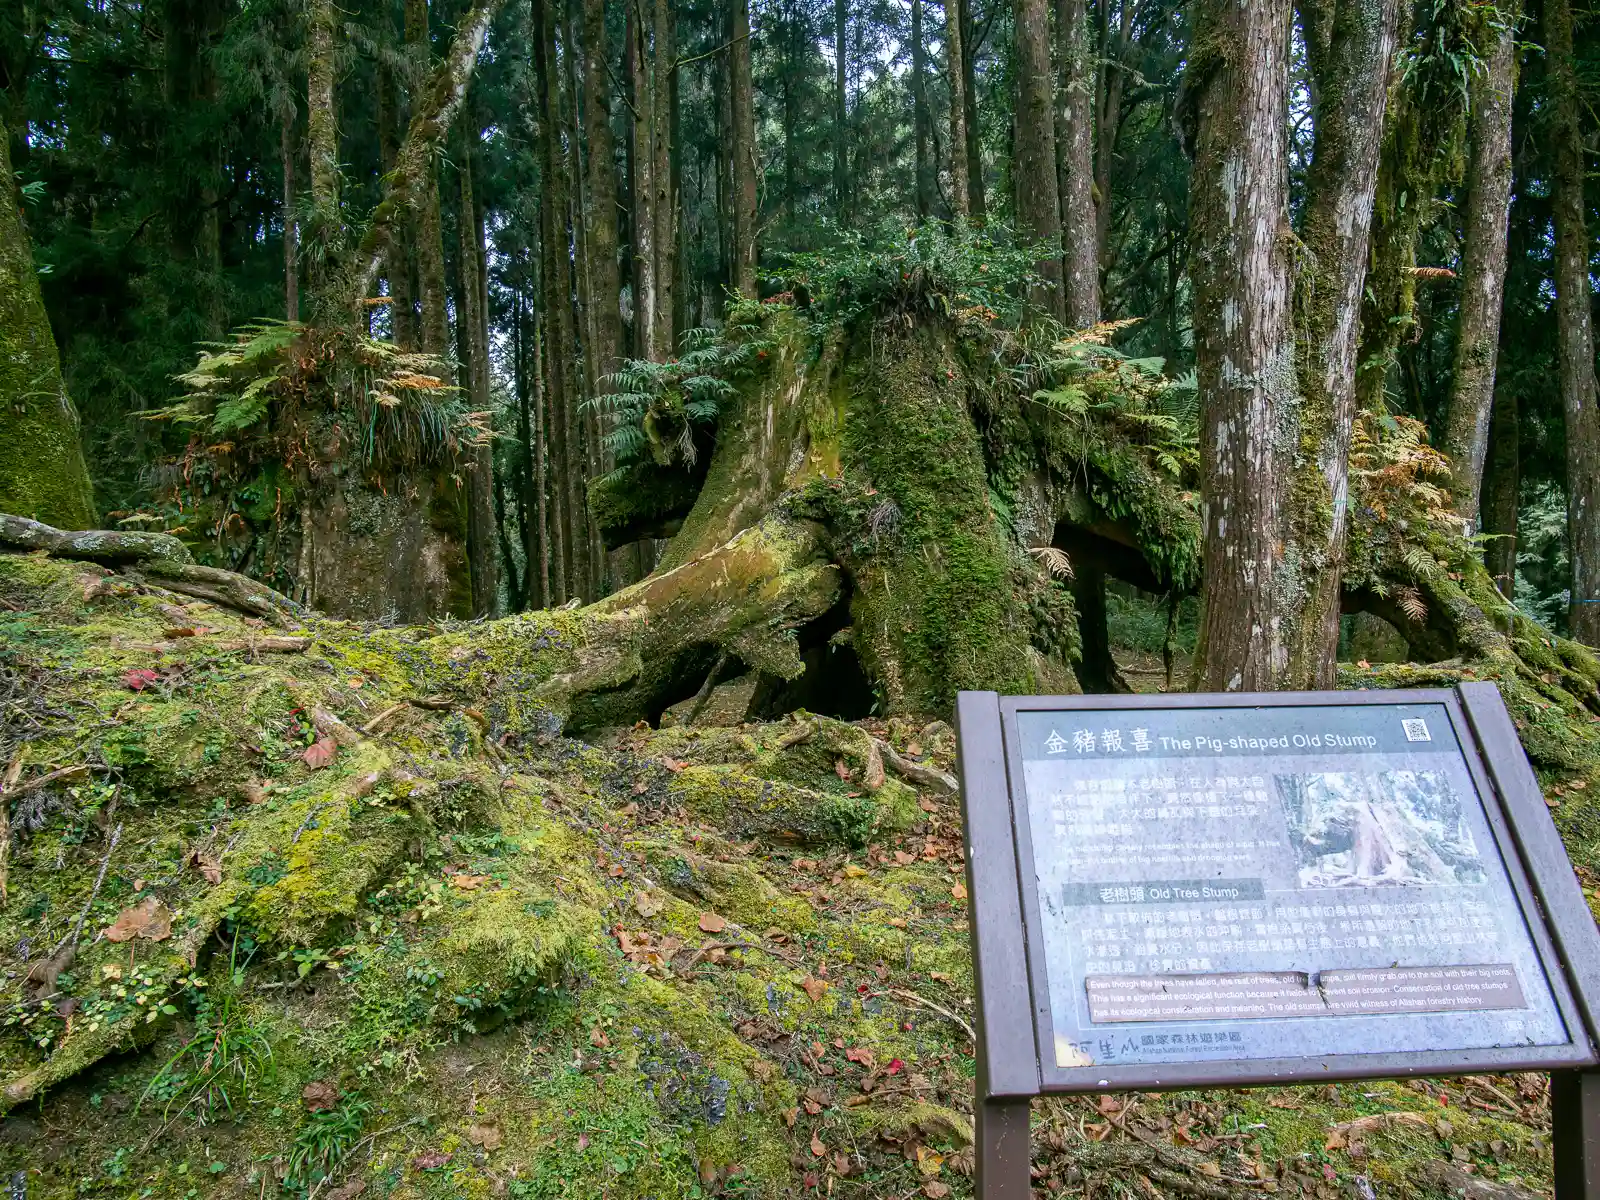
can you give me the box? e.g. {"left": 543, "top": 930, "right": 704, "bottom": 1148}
{"left": 956, "top": 683, "right": 1600, "bottom": 1199}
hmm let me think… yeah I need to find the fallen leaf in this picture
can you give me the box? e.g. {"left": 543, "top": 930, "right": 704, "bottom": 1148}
{"left": 801, "top": 976, "right": 828, "bottom": 1002}
{"left": 1196, "top": 1162, "right": 1222, "bottom": 1178}
{"left": 923, "top": 1183, "right": 951, "bottom": 1199}
{"left": 843, "top": 864, "right": 867, "bottom": 878}
{"left": 844, "top": 1046, "right": 876, "bottom": 1068}
{"left": 104, "top": 896, "right": 173, "bottom": 943}
{"left": 810, "top": 1133, "right": 826, "bottom": 1158}
{"left": 783, "top": 1107, "right": 799, "bottom": 1128}
{"left": 347, "top": 676, "right": 365, "bottom": 689}
{"left": 916, "top": 1145, "right": 945, "bottom": 1176}
{"left": 894, "top": 850, "right": 916, "bottom": 865}
{"left": 411, "top": 1151, "right": 451, "bottom": 1171}
{"left": 449, "top": 874, "right": 491, "bottom": 890}
{"left": 303, "top": 736, "right": 338, "bottom": 770}
{"left": 590, "top": 1026, "right": 611, "bottom": 1048}
{"left": 951, "top": 883, "right": 967, "bottom": 900}
{"left": 468, "top": 1121, "right": 503, "bottom": 1150}
{"left": 634, "top": 892, "right": 665, "bottom": 918}
{"left": 887, "top": 1058, "right": 905, "bottom": 1075}
{"left": 302, "top": 1081, "right": 339, "bottom": 1112}
{"left": 661, "top": 757, "right": 688, "bottom": 772}
{"left": 186, "top": 849, "right": 222, "bottom": 885}
{"left": 699, "top": 911, "right": 727, "bottom": 933}
{"left": 834, "top": 759, "right": 853, "bottom": 780}
{"left": 325, "top": 1179, "right": 367, "bottom": 1200}
{"left": 577, "top": 1133, "right": 590, "bottom": 1150}
{"left": 122, "top": 668, "right": 160, "bottom": 691}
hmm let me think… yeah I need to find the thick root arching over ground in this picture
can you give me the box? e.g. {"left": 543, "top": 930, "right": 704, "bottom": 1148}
{"left": 0, "top": 553, "right": 1596, "bottom": 1199}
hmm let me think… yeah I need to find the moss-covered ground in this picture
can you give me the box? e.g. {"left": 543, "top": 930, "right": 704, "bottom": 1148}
{"left": 0, "top": 553, "right": 1591, "bottom": 1199}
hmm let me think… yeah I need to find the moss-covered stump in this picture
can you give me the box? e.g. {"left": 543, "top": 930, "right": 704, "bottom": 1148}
{"left": 0, "top": 551, "right": 1590, "bottom": 1200}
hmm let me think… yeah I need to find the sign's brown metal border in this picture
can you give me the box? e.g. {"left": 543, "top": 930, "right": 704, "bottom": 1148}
{"left": 958, "top": 684, "right": 1600, "bottom": 1199}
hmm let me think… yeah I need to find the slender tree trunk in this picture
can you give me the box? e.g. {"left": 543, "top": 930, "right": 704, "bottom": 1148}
{"left": 911, "top": 0, "right": 934, "bottom": 221}
{"left": 306, "top": 0, "right": 340, "bottom": 287}
{"left": 403, "top": 0, "right": 450, "bottom": 354}
{"left": 281, "top": 108, "right": 299, "bottom": 323}
{"left": 1546, "top": 0, "right": 1600, "bottom": 644}
{"left": 459, "top": 132, "right": 499, "bottom": 616}
{"left": 1188, "top": 0, "right": 1298, "bottom": 691}
{"left": 1055, "top": 0, "right": 1096, "bottom": 325}
{"left": 650, "top": 0, "right": 676, "bottom": 358}
{"left": 942, "top": 0, "right": 967, "bottom": 219}
{"left": 1013, "top": 0, "right": 1063, "bottom": 317}
{"left": 1092, "top": 1, "right": 1130, "bottom": 277}
{"left": 582, "top": 0, "right": 624, "bottom": 380}
{"left": 732, "top": 0, "right": 759, "bottom": 297}
{"left": 960, "top": 0, "right": 984, "bottom": 222}
{"left": 1440, "top": 5, "right": 1518, "bottom": 525}
{"left": 629, "top": 0, "right": 658, "bottom": 359}
{"left": 536, "top": 309, "right": 558, "bottom": 605}
{"left": 834, "top": 0, "right": 851, "bottom": 222}
{"left": 1286, "top": 0, "right": 1401, "bottom": 688}
{"left": 378, "top": 60, "right": 416, "bottom": 347}
{"left": 1481, "top": 372, "right": 1519, "bottom": 596}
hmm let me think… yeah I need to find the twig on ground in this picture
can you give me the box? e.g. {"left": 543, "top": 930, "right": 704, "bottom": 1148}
{"left": 875, "top": 987, "right": 975, "bottom": 1041}
{"left": 53, "top": 821, "right": 122, "bottom": 958}
{"left": 874, "top": 740, "right": 957, "bottom": 795}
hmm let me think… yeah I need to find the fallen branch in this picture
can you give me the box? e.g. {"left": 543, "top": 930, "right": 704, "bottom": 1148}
{"left": 360, "top": 703, "right": 409, "bottom": 735}
{"left": 56, "top": 821, "right": 122, "bottom": 959}
{"left": 0, "top": 763, "right": 92, "bottom": 798}
{"left": 874, "top": 740, "right": 957, "bottom": 796}
{"left": 875, "top": 987, "right": 975, "bottom": 1041}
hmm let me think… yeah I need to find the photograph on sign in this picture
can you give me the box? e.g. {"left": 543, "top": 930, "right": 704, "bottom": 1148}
{"left": 1011, "top": 703, "right": 1570, "bottom": 1071}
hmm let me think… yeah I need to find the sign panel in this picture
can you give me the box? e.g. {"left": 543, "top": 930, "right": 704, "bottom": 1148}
{"left": 1011, "top": 700, "right": 1571, "bottom": 1075}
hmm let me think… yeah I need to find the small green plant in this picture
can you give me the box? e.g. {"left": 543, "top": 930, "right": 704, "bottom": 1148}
{"left": 136, "top": 930, "right": 274, "bottom": 1125}
{"left": 286, "top": 1093, "right": 372, "bottom": 1190}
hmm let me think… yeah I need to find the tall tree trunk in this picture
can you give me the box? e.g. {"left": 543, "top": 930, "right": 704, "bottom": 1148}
{"left": 407, "top": 0, "right": 451, "bottom": 355}
{"left": 164, "top": 0, "right": 224, "bottom": 336}
{"left": 650, "top": 0, "right": 676, "bottom": 358}
{"left": 459, "top": 132, "right": 499, "bottom": 617}
{"left": 911, "top": 0, "right": 934, "bottom": 221}
{"left": 1013, "top": 0, "right": 1063, "bottom": 318}
{"left": 0, "top": 116, "right": 96, "bottom": 528}
{"left": 379, "top": 61, "right": 416, "bottom": 348}
{"left": 1481, "top": 371, "right": 1519, "bottom": 596}
{"left": 1440, "top": 5, "right": 1518, "bottom": 525}
{"left": 583, "top": 0, "right": 624, "bottom": 379}
{"left": 1055, "top": 0, "right": 1096, "bottom": 325}
{"left": 1187, "top": 0, "right": 1298, "bottom": 691}
{"left": 281, "top": 107, "right": 299, "bottom": 323}
{"left": 629, "top": 0, "right": 658, "bottom": 360}
{"left": 1092, "top": 0, "right": 1130, "bottom": 277}
{"left": 942, "top": 0, "right": 967, "bottom": 219}
{"left": 1286, "top": 0, "right": 1401, "bottom": 688}
{"left": 306, "top": 0, "right": 340, "bottom": 294}
{"left": 1546, "top": 0, "right": 1600, "bottom": 645}
{"left": 732, "top": 0, "right": 759, "bottom": 296}
{"left": 960, "top": 0, "right": 984, "bottom": 222}
{"left": 834, "top": 0, "right": 851, "bottom": 222}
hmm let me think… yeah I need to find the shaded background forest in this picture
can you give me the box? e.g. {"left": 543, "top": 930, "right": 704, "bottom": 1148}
{"left": 3, "top": 0, "right": 1597, "bottom": 641}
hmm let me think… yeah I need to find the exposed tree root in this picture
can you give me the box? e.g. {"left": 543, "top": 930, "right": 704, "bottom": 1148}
{"left": 0, "top": 515, "right": 306, "bottom": 626}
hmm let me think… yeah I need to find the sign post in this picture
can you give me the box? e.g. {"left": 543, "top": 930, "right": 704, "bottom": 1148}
{"left": 957, "top": 684, "right": 1600, "bottom": 1199}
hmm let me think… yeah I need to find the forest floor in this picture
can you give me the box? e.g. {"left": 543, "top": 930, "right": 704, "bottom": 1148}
{"left": 0, "top": 554, "right": 1582, "bottom": 1200}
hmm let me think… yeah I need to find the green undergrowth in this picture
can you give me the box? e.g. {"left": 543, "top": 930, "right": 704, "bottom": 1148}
{"left": 0, "top": 552, "right": 1594, "bottom": 1199}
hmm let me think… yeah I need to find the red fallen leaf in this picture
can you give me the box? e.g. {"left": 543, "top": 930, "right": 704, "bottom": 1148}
{"left": 803, "top": 1172, "right": 819, "bottom": 1188}
{"left": 845, "top": 1046, "right": 876, "bottom": 1068}
{"left": 810, "top": 1132, "right": 826, "bottom": 1157}
{"left": 302, "top": 1080, "right": 339, "bottom": 1111}
{"left": 123, "top": 668, "right": 160, "bottom": 691}
{"left": 699, "top": 911, "right": 727, "bottom": 934}
{"left": 303, "top": 736, "right": 338, "bottom": 770}
{"left": 411, "top": 1150, "right": 451, "bottom": 1171}
{"left": 887, "top": 1058, "right": 905, "bottom": 1075}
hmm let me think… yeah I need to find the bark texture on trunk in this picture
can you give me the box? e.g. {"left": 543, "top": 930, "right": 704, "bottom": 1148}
{"left": 959, "top": 0, "right": 984, "bottom": 222}
{"left": 0, "top": 116, "right": 96, "bottom": 528}
{"left": 1055, "top": 0, "right": 1096, "bottom": 326}
{"left": 1287, "top": 0, "right": 1400, "bottom": 688}
{"left": 1013, "top": 0, "right": 1063, "bottom": 317}
{"left": 1440, "top": 6, "right": 1517, "bottom": 524}
{"left": 459, "top": 134, "right": 499, "bottom": 617}
{"left": 306, "top": 0, "right": 340, "bottom": 282}
{"left": 1186, "top": 0, "right": 1298, "bottom": 691}
{"left": 582, "top": 0, "right": 624, "bottom": 379}
{"left": 910, "top": 0, "right": 934, "bottom": 221}
{"left": 942, "top": 0, "right": 967, "bottom": 219}
{"left": 1545, "top": 0, "right": 1600, "bottom": 645}
{"left": 1481, "top": 372, "right": 1518, "bottom": 596}
{"left": 732, "top": 0, "right": 759, "bottom": 297}
{"left": 650, "top": 0, "right": 676, "bottom": 358}
{"left": 281, "top": 109, "right": 299, "bottom": 323}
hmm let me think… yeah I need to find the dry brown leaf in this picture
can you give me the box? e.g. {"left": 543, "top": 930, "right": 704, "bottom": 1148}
{"left": 104, "top": 896, "right": 172, "bottom": 943}
{"left": 800, "top": 976, "right": 828, "bottom": 1002}
{"left": 951, "top": 882, "right": 968, "bottom": 900}
{"left": 590, "top": 1026, "right": 611, "bottom": 1048}
{"left": 634, "top": 892, "right": 665, "bottom": 918}
{"left": 302, "top": 1080, "right": 339, "bottom": 1112}
{"left": 810, "top": 1132, "right": 826, "bottom": 1158}
{"left": 699, "top": 911, "right": 727, "bottom": 934}
{"left": 468, "top": 1121, "right": 503, "bottom": 1150}
{"left": 923, "top": 1183, "right": 951, "bottom": 1199}
{"left": 834, "top": 759, "right": 852, "bottom": 780}
{"left": 186, "top": 849, "right": 222, "bottom": 885}
{"left": 661, "top": 756, "right": 688, "bottom": 772}
{"left": 449, "top": 874, "right": 490, "bottom": 890}
{"left": 894, "top": 850, "right": 916, "bottom": 865}
{"left": 843, "top": 864, "right": 867, "bottom": 878}
{"left": 303, "top": 736, "right": 338, "bottom": 770}
{"left": 1195, "top": 1161, "right": 1222, "bottom": 1178}
{"left": 411, "top": 1150, "right": 451, "bottom": 1171}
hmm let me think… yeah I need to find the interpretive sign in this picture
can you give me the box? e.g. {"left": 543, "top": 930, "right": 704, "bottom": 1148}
{"left": 957, "top": 685, "right": 1600, "bottom": 1200}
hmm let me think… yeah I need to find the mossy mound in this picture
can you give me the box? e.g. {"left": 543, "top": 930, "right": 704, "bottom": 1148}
{"left": 0, "top": 551, "right": 1591, "bottom": 1199}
